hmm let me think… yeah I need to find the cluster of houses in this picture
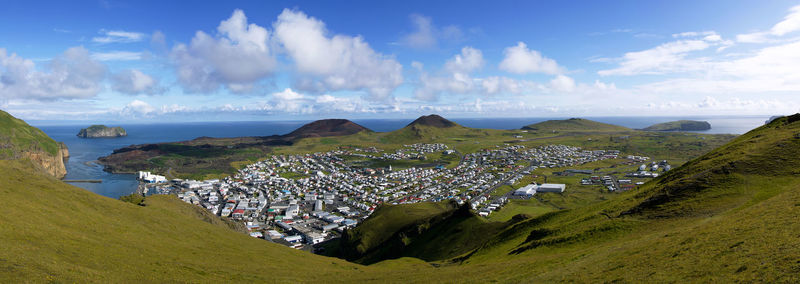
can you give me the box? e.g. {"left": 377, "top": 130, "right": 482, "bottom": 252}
{"left": 381, "top": 143, "right": 450, "bottom": 160}
{"left": 162, "top": 142, "right": 627, "bottom": 250}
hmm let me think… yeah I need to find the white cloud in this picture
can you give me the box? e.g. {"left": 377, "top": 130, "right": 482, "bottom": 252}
{"left": 399, "top": 14, "right": 463, "bottom": 49}
{"left": 91, "top": 51, "right": 142, "bottom": 61}
{"left": 402, "top": 14, "right": 436, "bottom": 49}
{"left": 636, "top": 39, "right": 800, "bottom": 94}
{"left": 0, "top": 46, "right": 106, "bottom": 100}
{"left": 444, "top": 46, "right": 484, "bottom": 73}
{"left": 481, "top": 76, "right": 522, "bottom": 95}
{"left": 737, "top": 5, "right": 800, "bottom": 43}
{"left": 598, "top": 32, "right": 732, "bottom": 76}
{"left": 92, "top": 30, "right": 146, "bottom": 44}
{"left": 121, "top": 99, "right": 157, "bottom": 116}
{"left": 549, "top": 75, "right": 575, "bottom": 92}
{"left": 414, "top": 47, "right": 484, "bottom": 101}
{"left": 499, "top": 42, "right": 563, "bottom": 75}
{"left": 271, "top": 88, "right": 305, "bottom": 101}
{"left": 274, "top": 9, "right": 403, "bottom": 101}
{"left": 171, "top": 9, "right": 275, "bottom": 93}
{"left": 111, "top": 69, "right": 163, "bottom": 95}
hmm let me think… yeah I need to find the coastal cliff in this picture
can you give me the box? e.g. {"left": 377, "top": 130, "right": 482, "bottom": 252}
{"left": 0, "top": 110, "right": 68, "bottom": 178}
{"left": 77, "top": 125, "right": 127, "bottom": 138}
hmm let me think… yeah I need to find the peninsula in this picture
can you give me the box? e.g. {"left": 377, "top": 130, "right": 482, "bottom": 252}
{"left": 642, "top": 120, "right": 711, "bottom": 131}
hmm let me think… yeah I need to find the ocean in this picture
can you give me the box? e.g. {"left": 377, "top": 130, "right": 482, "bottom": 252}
{"left": 35, "top": 115, "right": 770, "bottom": 198}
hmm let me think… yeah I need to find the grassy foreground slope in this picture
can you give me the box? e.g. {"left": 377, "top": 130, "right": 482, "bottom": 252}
{"left": 0, "top": 159, "right": 373, "bottom": 282}
{"left": 457, "top": 115, "right": 800, "bottom": 281}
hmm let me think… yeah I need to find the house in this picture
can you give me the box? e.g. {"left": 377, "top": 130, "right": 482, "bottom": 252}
{"left": 284, "top": 235, "right": 303, "bottom": 243}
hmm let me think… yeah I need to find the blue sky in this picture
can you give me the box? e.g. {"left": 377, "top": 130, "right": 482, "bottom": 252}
{"left": 1, "top": 0, "right": 800, "bottom": 122}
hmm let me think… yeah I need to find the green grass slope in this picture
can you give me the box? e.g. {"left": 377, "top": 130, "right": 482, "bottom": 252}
{"left": 0, "top": 159, "right": 373, "bottom": 282}
{"left": 0, "top": 110, "right": 60, "bottom": 157}
{"left": 336, "top": 202, "right": 515, "bottom": 264}
{"left": 522, "top": 118, "right": 631, "bottom": 133}
{"left": 452, "top": 114, "right": 800, "bottom": 281}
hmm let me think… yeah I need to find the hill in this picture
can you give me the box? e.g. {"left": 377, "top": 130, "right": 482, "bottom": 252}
{"left": 3, "top": 114, "right": 800, "bottom": 282}
{"left": 77, "top": 125, "right": 127, "bottom": 138}
{"left": 380, "top": 114, "right": 492, "bottom": 144}
{"left": 522, "top": 118, "right": 631, "bottom": 132}
{"left": 98, "top": 119, "right": 371, "bottom": 179}
{"left": 286, "top": 119, "right": 370, "bottom": 138}
{"left": 407, "top": 114, "right": 457, "bottom": 128}
{"left": 334, "top": 201, "right": 512, "bottom": 264}
{"left": 642, "top": 120, "right": 711, "bottom": 131}
{"left": 0, "top": 110, "right": 68, "bottom": 178}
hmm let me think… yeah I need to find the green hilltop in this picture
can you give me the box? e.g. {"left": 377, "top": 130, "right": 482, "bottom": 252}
{"left": 522, "top": 118, "right": 632, "bottom": 133}
{"left": 4, "top": 113, "right": 800, "bottom": 282}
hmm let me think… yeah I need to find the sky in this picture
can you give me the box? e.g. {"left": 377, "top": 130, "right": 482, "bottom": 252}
{"left": 1, "top": 0, "right": 800, "bottom": 123}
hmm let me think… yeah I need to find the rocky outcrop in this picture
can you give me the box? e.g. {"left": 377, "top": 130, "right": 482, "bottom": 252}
{"left": 21, "top": 149, "right": 67, "bottom": 178}
{"left": 77, "top": 125, "right": 127, "bottom": 138}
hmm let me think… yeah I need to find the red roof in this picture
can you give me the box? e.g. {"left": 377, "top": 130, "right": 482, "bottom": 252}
{"left": 233, "top": 209, "right": 245, "bottom": 214}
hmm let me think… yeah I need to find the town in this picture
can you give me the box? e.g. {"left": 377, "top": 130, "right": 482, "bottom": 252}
{"left": 139, "top": 143, "right": 664, "bottom": 251}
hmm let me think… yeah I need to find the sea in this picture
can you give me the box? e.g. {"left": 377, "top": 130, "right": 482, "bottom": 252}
{"left": 34, "top": 115, "right": 770, "bottom": 199}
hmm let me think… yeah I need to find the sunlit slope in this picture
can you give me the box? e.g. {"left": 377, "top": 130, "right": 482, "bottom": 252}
{"left": 454, "top": 114, "right": 800, "bottom": 281}
{"left": 342, "top": 115, "right": 800, "bottom": 282}
{"left": 0, "top": 159, "right": 370, "bottom": 282}
{"left": 336, "top": 202, "right": 513, "bottom": 264}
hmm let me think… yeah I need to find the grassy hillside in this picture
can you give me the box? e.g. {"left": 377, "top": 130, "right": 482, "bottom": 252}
{"left": 0, "top": 159, "right": 372, "bottom": 282}
{"left": 330, "top": 115, "right": 800, "bottom": 282}
{"left": 3, "top": 115, "right": 800, "bottom": 282}
{"left": 0, "top": 110, "right": 60, "bottom": 157}
{"left": 522, "top": 118, "right": 632, "bottom": 133}
{"left": 0, "top": 110, "right": 67, "bottom": 177}
{"left": 335, "top": 202, "right": 514, "bottom": 264}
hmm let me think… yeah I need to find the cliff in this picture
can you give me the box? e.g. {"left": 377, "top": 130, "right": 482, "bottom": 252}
{"left": 77, "top": 125, "right": 127, "bottom": 138}
{"left": 0, "top": 110, "right": 68, "bottom": 178}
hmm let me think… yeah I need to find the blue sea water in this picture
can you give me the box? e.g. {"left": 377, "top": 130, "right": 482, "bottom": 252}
{"left": 34, "top": 115, "right": 770, "bottom": 198}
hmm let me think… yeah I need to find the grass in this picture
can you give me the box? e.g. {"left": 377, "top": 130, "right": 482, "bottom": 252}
{"left": 3, "top": 115, "right": 800, "bottom": 282}
{"left": 486, "top": 200, "right": 554, "bottom": 222}
{"left": 0, "top": 110, "right": 60, "bottom": 157}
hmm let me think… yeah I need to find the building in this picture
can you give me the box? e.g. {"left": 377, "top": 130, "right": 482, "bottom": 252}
{"left": 536, "top": 183, "right": 566, "bottom": 193}
{"left": 513, "top": 184, "right": 537, "bottom": 196}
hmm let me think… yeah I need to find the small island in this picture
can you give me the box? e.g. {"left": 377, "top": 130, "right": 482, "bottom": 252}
{"left": 642, "top": 120, "right": 711, "bottom": 131}
{"left": 77, "top": 125, "right": 127, "bottom": 138}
